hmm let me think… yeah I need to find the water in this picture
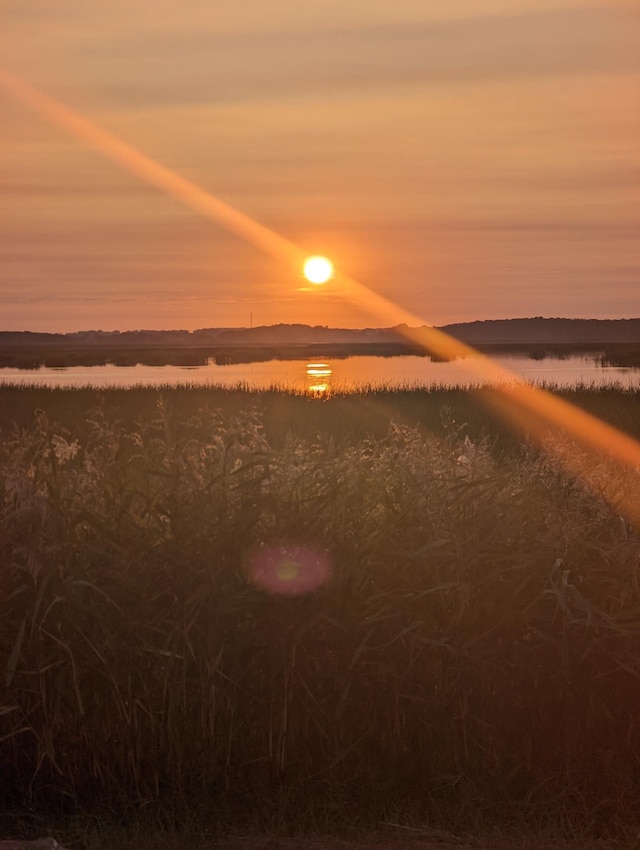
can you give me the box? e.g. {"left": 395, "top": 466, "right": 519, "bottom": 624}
{"left": 0, "top": 354, "right": 638, "bottom": 392}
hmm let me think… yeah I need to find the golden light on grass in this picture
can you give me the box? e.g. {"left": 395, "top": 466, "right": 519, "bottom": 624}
{"left": 2, "top": 65, "right": 639, "bottom": 527}
{"left": 304, "top": 256, "right": 334, "bottom": 284}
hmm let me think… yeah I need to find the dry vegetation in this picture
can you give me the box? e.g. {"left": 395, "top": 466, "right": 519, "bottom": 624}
{"left": 1, "top": 384, "right": 639, "bottom": 845}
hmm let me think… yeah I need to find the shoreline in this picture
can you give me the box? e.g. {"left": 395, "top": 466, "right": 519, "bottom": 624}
{"left": 1, "top": 340, "right": 640, "bottom": 369}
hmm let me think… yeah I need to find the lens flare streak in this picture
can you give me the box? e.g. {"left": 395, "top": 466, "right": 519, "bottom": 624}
{"left": 2, "top": 67, "right": 639, "bottom": 527}
{"left": 0, "top": 68, "right": 306, "bottom": 270}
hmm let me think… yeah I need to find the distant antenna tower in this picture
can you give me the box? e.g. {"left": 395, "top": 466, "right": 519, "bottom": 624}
{"left": 250, "top": 311, "right": 253, "bottom": 329}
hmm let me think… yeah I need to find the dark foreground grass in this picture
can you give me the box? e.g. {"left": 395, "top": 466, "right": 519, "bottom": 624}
{"left": 1, "top": 385, "right": 640, "bottom": 843}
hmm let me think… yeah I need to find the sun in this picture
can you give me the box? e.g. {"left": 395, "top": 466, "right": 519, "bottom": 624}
{"left": 304, "top": 255, "right": 333, "bottom": 285}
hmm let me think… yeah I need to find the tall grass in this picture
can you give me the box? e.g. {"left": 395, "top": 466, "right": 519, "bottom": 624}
{"left": 1, "top": 386, "right": 640, "bottom": 834}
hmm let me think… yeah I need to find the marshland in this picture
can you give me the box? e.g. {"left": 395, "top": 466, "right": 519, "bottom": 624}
{"left": 1, "top": 383, "right": 639, "bottom": 846}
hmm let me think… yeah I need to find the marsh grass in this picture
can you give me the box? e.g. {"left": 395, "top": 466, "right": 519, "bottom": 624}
{"left": 1, "top": 385, "right": 640, "bottom": 838}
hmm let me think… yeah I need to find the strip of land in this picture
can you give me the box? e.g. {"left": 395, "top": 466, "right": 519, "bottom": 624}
{"left": 1, "top": 318, "right": 640, "bottom": 368}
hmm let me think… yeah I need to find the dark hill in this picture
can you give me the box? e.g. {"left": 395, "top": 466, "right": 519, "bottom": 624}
{"left": 441, "top": 318, "right": 640, "bottom": 344}
{"left": 2, "top": 318, "right": 639, "bottom": 348}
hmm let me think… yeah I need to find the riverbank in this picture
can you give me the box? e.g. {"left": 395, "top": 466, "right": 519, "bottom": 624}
{"left": 1, "top": 340, "right": 640, "bottom": 369}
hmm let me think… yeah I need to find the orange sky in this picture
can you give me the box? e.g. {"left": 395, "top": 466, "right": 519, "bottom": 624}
{"left": 1, "top": 0, "right": 639, "bottom": 331}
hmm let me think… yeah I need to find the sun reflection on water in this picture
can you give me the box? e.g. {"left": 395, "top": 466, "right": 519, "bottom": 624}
{"left": 306, "top": 362, "right": 332, "bottom": 395}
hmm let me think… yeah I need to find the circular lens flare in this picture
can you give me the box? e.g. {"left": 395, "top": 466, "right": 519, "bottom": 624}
{"left": 304, "top": 256, "right": 333, "bottom": 284}
{"left": 246, "top": 543, "right": 331, "bottom": 596}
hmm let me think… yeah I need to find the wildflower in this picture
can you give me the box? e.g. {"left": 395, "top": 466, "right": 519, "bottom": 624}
{"left": 50, "top": 434, "right": 80, "bottom": 464}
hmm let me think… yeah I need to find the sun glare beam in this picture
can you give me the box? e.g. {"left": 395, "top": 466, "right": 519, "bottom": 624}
{"left": 0, "top": 68, "right": 307, "bottom": 272}
{"left": 2, "top": 66, "right": 639, "bottom": 527}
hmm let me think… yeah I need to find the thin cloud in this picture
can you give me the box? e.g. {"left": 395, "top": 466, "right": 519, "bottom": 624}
{"left": 68, "top": 6, "right": 640, "bottom": 109}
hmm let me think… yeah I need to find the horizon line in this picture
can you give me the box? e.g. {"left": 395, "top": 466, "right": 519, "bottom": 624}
{"left": 3, "top": 316, "right": 640, "bottom": 336}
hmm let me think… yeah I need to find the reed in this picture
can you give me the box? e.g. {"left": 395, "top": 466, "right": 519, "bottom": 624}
{"left": 1, "top": 386, "right": 639, "bottom": 835}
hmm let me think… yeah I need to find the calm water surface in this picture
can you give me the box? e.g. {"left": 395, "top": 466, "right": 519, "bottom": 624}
{"left": 1, "top": 354, "right": 638, "bottom": 392}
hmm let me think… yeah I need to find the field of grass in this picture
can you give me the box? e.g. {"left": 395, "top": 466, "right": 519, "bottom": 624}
{"left": 1, "top": 384, "right": 639, "bottom": 843}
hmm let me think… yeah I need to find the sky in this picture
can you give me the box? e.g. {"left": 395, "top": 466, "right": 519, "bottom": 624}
{"left": 1, "top": 0, "right": 639, "bottom": 331}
